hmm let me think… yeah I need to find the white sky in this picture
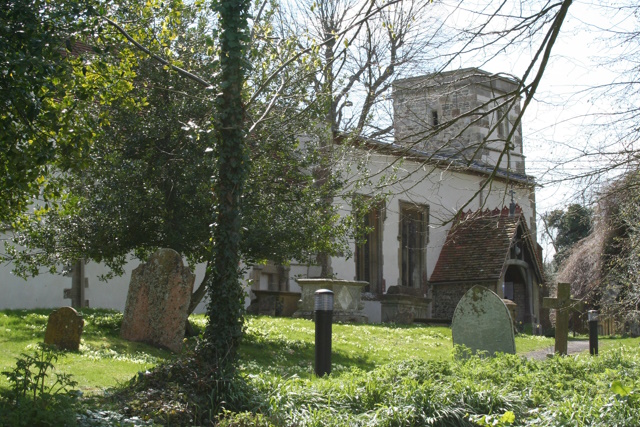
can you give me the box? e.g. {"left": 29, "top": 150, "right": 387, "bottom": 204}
{"left": 481, "top": 1, "right": 634, "bottom": 209}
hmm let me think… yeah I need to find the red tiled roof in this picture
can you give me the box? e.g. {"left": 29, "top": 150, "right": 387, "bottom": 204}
{"left": 430, "top": 206, "right": 540, "bottom": 283}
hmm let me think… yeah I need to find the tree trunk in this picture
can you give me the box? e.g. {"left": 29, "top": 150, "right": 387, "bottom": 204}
{"left": 199, "top": 0, "right": 251, "bottom": 375}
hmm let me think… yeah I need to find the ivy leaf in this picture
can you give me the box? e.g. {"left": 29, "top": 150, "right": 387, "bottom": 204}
{"left": 611, "top": 380, "right": 632, "bottom": 397}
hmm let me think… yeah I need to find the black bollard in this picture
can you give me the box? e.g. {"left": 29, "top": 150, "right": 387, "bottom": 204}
{"left": 588, "top": 310, "right": 598, "bottom": 356}
{"left": 314, "top": 289, "right": 334, "bottom": 377}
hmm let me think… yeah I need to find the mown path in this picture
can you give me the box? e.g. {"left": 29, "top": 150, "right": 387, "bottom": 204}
{"left": 524, "top": 339, "right": 590, "bottom": 360}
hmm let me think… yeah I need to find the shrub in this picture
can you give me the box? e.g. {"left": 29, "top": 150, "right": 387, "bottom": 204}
{"left": 0, "top": 344, "right": 79, "bottom": 427}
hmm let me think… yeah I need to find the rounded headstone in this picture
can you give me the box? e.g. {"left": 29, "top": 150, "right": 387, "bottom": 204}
{"left": 44, "top": 307, "right": 84, "bottom": 351}
{"left": 451, "top": 285, "right": 516, "bottom": 357}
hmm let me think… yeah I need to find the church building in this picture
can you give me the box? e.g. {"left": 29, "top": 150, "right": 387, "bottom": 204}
{"left": 1, "top": 68, "right": 545, "bottom": 330}
{"left": 250, "top": 68, "right": 544, "bottom": 328}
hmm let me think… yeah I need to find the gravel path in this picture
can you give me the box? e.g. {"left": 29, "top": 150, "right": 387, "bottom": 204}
{"left": 524, "top": 340, "right": 591, "bottom": 360}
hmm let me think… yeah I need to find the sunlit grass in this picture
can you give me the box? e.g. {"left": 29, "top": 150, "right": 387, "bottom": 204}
{"left": 0, "top": 309, "right": 567, "bottom": 393}
{"left": 237, "top": 315, "right": 555, "bottom": 379}
{"left": 0, "top": 309, "right": 171, "bottom": 394}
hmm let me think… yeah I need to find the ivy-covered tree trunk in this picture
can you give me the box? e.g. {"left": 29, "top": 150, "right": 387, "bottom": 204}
{"left": 201, "top": 0, "right": 251, "bottom": 373}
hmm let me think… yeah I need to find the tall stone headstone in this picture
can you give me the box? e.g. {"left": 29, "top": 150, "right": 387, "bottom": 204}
{"left": 451, "top": 285, "right": 516, "bottom": 357}
{"left": 44, "top": 307, "right": 84, "bottom": 351}
{"left": 121, "top": 248, "right": 195, "bottom": 352}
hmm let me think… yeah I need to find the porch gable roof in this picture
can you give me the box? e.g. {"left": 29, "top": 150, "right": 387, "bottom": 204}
{"left": 430, "top": 206, "right": 543, "bottom": 284}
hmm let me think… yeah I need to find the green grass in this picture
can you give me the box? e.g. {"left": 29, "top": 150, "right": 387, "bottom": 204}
{"left": 238, "top": 316, "right": 555, "bottom": 378}
{"left": 0, "top": 310, "right": 554, "bottom": 392}
{"left": 600, "top": 335, "right": 640, "bottom": 350}
{"left": 0, "top": 309, "right": 171, "bottom": 393}
{"left": 2, "top": 309, "right": 640, "bottom": 426}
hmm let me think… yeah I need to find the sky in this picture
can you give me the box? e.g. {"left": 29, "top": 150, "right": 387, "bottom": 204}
{"left": 491, "top": 2, "right": 633, "bottom": 207}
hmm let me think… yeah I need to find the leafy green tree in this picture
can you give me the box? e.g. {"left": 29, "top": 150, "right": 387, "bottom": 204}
{"left": 8, "top": 3, "right": 349, "bottom": 318}
{"left": 1, "top": 0, "right": 91, "bottom": 223}
{"left": 1, "top": 0, "right": 155, "bottom": 228}
{"left": 4, "top": 0, "right": 580, "bottom": 376}
{"left": 543, "top": 204, "right": 593, "bottom": 266}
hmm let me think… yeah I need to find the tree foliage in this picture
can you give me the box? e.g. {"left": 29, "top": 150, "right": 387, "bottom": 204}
{"left": 7, "top": 2, "right": 351, "bottom": 314}
{"left": 3, "top": 0, "right": 594, "bottom": 377}
{"left": 543, "top": 203, "right": 593, "bottom": 266}
{"left": 603, "top": 172, "right": 640, "bottom": 315}
{"left": 558, "top": 171, "right": 640, "bottom": 318}
{"left": 1, "top": 0, "right": 94, "bottom": 223}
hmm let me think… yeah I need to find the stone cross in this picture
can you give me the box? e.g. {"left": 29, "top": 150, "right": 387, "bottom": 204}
{"left": 543, "top": 282, "right": 583, "bottom": 355}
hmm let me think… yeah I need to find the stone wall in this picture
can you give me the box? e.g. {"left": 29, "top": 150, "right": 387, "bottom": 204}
{"left": 432, "top": 281, "right": 497, "bottom": 320}
{"left": 393, "top": 69, "right": 525, "bottom": 173}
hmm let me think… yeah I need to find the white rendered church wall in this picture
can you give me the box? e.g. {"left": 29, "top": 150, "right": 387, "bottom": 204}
{"left": 327, "top": 150, "right": 535, "bottom": 290}
{"left": 0, "top": 262, "right": 66, "bottom": 310}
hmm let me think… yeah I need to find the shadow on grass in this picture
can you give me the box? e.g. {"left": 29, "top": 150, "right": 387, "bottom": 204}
{"left": 241, "top": 331, "right": 377, "bottom": 375}
{"left": 0, "top": 308, "right": 170, "bottom": 362}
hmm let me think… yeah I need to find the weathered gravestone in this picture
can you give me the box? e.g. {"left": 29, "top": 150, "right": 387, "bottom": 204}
{"left": 451, "top": 286, "right": 516, "bottom": 357}
{"left": 44, "top": 307, "right": 84, "bottom": 351}
{"left": 543, "top": 282, "right": 583, "bottom": 355}
{"left": 121, "top": 248, "right": 195, "bottom": 352}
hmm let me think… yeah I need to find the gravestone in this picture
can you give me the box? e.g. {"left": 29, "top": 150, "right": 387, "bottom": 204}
{"left": 543, "top": 282, "right": 583, "bottom": 355}
{"left": 44, "top": 307, "right": 84, "bottom": 351}
{"left": 121, "top": 248, "right": 195, "bottom": 352}
{"left": 451, "top": 285, "right": 516, "bottom": 357}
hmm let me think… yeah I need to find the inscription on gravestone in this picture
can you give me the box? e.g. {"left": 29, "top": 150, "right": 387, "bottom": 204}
{"left": 451, "top": 286, "right": 516, "bottom": 357}
{"left": 44, "top": 307, "right": 84, "bottom": 351}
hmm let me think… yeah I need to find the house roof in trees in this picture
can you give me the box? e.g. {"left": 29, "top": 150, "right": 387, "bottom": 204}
{"left": 430, "top": 205, "right": 544, "bottom": 284}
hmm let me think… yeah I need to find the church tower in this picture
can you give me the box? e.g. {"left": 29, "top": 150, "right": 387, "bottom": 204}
{"left": 393, "top": 68, "right": 526, "bottom": 174}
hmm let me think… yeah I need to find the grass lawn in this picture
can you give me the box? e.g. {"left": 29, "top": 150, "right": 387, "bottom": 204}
{"left": 2, "top": 309, "right": 640, "bottom": 426}
{"left": 238, "top": 315, "right": 555, "bottom": 378}
{"left": 0, "top": 309, "right": 170, "bottom": 393}
{"left": 2, "top": 309, "right": 555, "bottom": 391}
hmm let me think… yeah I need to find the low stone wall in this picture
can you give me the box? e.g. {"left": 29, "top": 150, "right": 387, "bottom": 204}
{"left": 247, "top": 290, "right": 301, "bottom": 317}
{"left": 381, "top": 291, "right": 430, "bottom": 324}
{"left": 431, "top": 281, "right": 496, "bottom": 320}
{"left": 293, "top": 278, "right": 368, "bottom": 323}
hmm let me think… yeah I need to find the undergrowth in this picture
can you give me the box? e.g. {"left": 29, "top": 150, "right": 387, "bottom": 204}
{"left": 0, "top": 344, "right": 79, "bottom": 427}
{"left": 2, "top": 311, "right": 639, "bottom": 426}
{"left": 100, "top": 344, "right": 640, "bottom": 427}
{"left": 107, "top": 348, "right": 260, "bottom": 426}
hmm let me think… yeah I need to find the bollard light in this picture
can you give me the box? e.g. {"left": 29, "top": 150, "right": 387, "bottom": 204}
{"left": 588, "top": 310, "right": 598, "bottom": 356}
{"left": 315, "top": 289, "right": 334, "bottom": 311}
{"left": 314, "top": 289, "right": 334, "bottom": 377}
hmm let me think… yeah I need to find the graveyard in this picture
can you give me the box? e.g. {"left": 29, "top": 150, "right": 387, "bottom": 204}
{"left": 4, "top": 0, "right": 640, "bottom": 426}
{"left": 2, "top": 308, "right": 640, "bottom": 426}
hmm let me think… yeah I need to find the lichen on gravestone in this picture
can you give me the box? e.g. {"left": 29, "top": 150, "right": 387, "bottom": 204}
{"left": 120, "top": 248, "right": 195, "bottom": 352}
{"left": 44, "top": 306, "right": 84, "bottom": 351}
